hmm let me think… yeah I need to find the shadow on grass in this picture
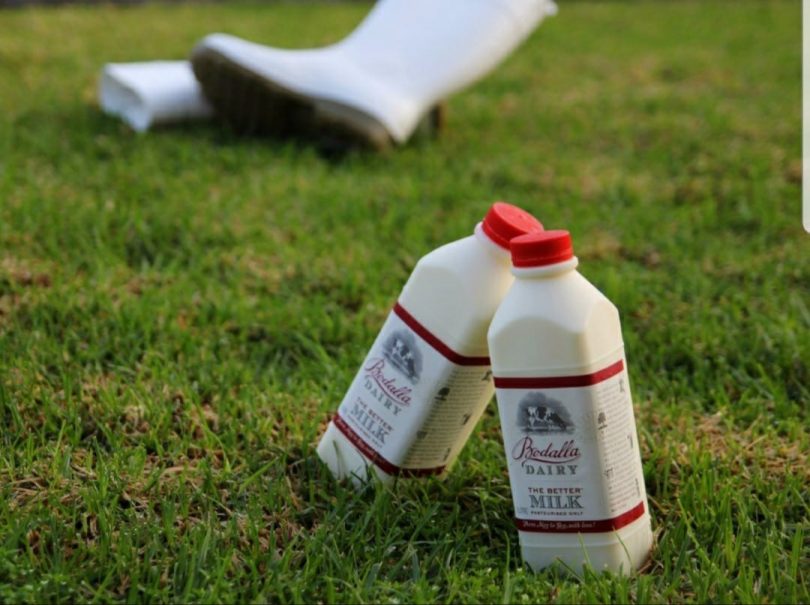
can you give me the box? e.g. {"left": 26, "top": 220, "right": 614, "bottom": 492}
{"left": 11, "top": 99, "right": 441, "bottom": 168}
{"left": 282, "top": 441, "right": 521, "bottom": 558}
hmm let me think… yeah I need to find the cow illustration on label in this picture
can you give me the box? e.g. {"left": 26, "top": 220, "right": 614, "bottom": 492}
{"left": 382, "top": 330, "right": 422, "bottom": 383}
{"left": 517, "top": 392, "right": 574, "bottom": 434}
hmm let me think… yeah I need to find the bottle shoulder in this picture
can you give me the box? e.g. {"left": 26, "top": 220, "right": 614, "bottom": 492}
{"left": 415, "top": 232, "right": 506, "bottom": 268}
{"left": 491, "top": 270, "right": 613, "bottom": 326}
{"left": 488, "top": 271, "right": 624, "bottom": 374}
{"left": 399, "top": 234, "right": 513, "bottom": 356}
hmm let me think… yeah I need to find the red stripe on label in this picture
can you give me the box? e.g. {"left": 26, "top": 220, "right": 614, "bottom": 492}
{"left": 494, "top": 359, "right": 625, "bottom": 389}
{"left": 393, "top": 302, "right": 490, "bottom": 367}
{"left": 515, "top": 501, "right": 646, "bottom": 533}
{"left": 332, "top": 414, "right": 445, "bottom": 478}
{"left": 399, "top": 465, "right": 447, "bottom": 478}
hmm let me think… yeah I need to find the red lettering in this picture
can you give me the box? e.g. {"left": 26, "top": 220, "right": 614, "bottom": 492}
{"left": 511, "top": 436, "right": 580, "bottom": 465}
{"left": 364, "top": 357, "right": 413, "bottom": 406}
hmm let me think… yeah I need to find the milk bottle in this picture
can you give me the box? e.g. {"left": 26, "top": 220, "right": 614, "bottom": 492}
{"left": 488, "top": 230, "right": 653, "bottom": 573}
{"left": 317, "top": 202, "right": 543, "bottom": 484}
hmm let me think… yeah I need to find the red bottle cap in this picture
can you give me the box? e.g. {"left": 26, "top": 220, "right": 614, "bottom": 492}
{"left": 481, "top": 202, "right": 544, "bottom": 250}
{"left": 510, "top": 230, "right": 575, "bottom": 268}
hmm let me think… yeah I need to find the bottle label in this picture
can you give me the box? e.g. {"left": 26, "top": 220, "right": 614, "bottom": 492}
{"left": 333, "top": 302, "right": 494, "bottom": 476}
{"left": 494, "top": 357, "right": 647, "bottom": 532}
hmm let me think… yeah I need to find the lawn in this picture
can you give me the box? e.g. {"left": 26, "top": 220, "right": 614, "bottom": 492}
{"left": 0, "top": 1, "right": 806, "bottom": 603}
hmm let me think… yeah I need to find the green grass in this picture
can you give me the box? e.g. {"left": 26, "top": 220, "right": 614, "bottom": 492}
{"left": 0, "top": 0, "right": 806, "bottom": 602}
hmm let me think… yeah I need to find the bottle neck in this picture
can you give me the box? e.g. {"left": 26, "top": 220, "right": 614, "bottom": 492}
{"left": 512, "top": 256, "right": 579, "bottom": 278}
{"left": 473, "top": 222, "right": 512, "bottom": 261}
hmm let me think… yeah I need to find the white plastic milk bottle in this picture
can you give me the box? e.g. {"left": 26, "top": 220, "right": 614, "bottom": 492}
{"left": 317, "top": 202, "right": 544, "bottom": 485}
{"left": 488, "top": 230, "right": 653, "bottom": 574}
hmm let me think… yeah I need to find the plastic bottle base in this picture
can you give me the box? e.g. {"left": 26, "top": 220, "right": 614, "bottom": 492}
{"left": 519, "top": 514, "right": 653, "bottom": 575}
{"left": 316, "top": 422, "right": 393, "bottom": 486}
